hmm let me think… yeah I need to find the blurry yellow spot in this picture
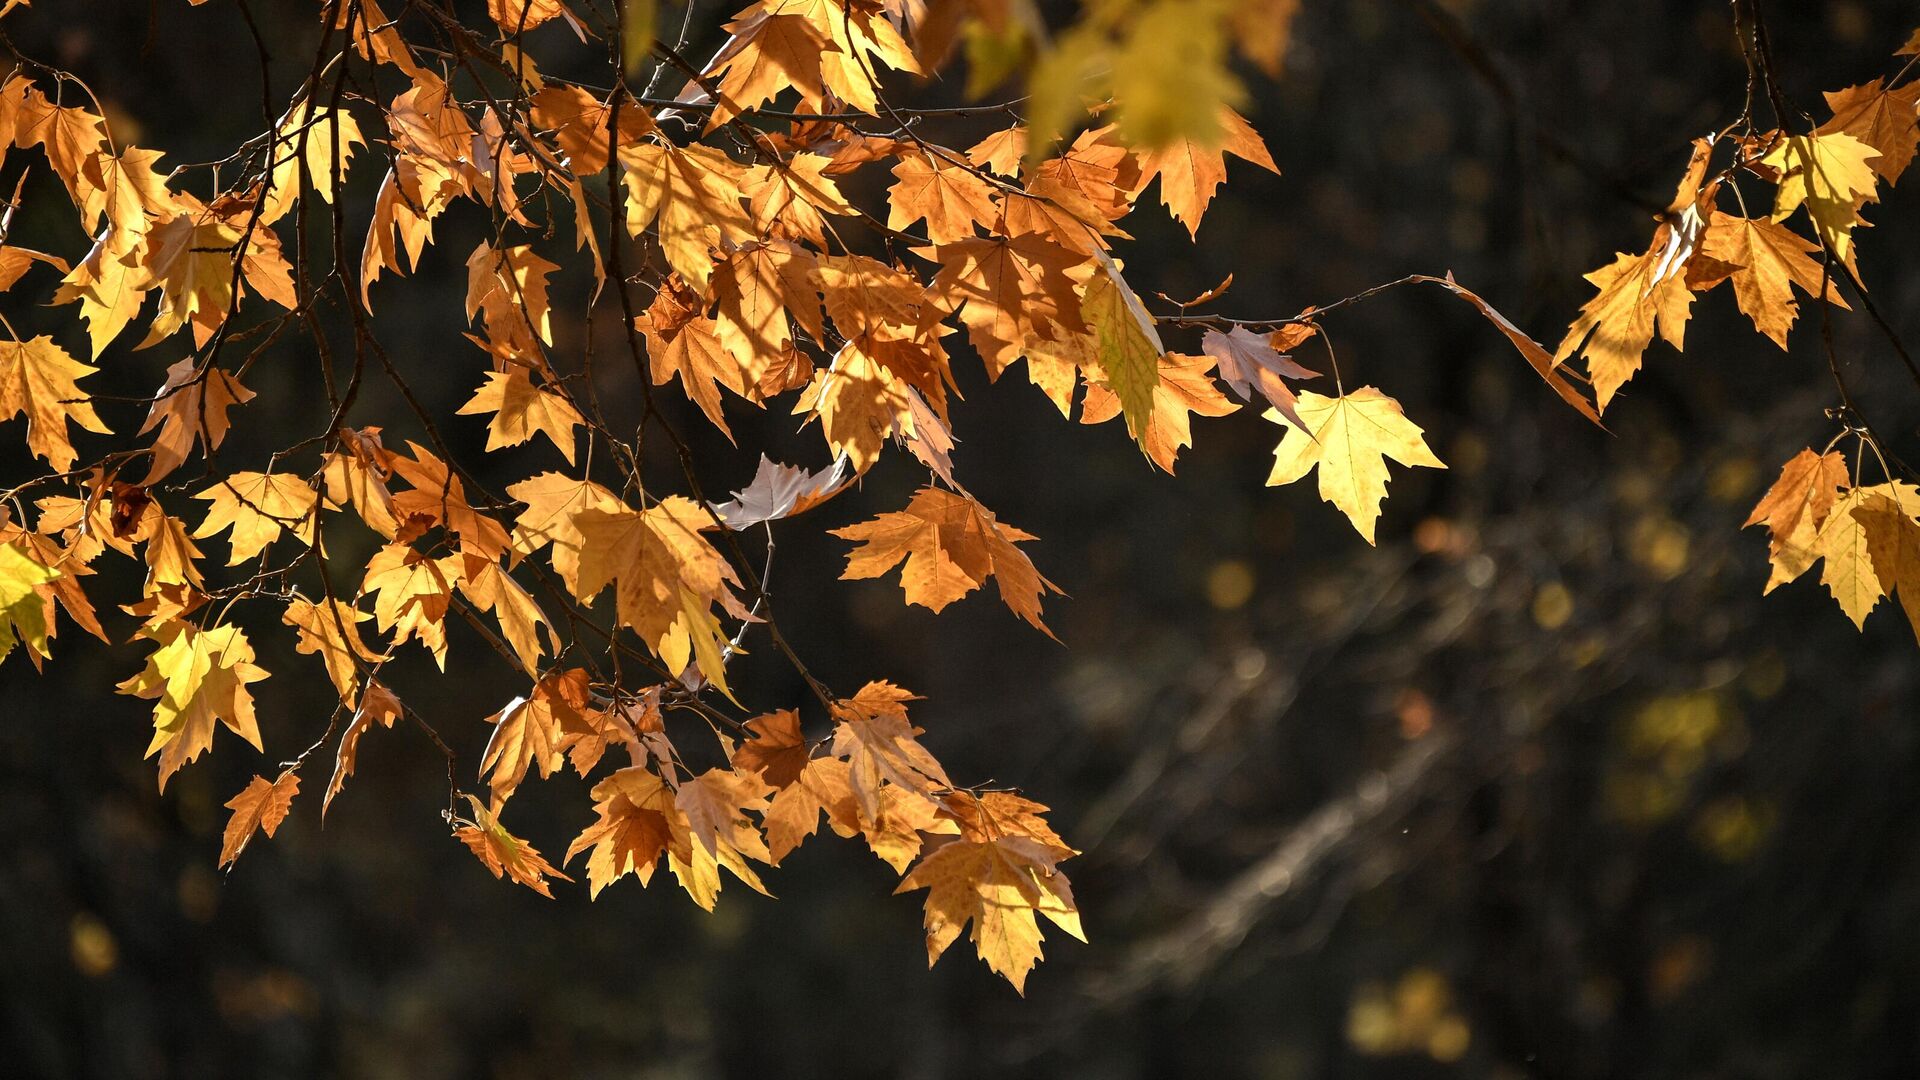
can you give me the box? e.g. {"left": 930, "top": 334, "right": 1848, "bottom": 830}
{"left": 1395, "top": 688, "right": 1434, "bottom": 740}
{"left": 1532, "top": 582, "right": 1574, "bottom": 629}
{"left": 70, "top": 913, "right": 117, "bottom": 978}
{"left": 1206, "top": 559, "right": 1256, "bottom": 610}
{"left": 1708, "top": 457, "right": 1758, "bottom": 505}
{"left": 1630, "top": 516, "right": 1691, "bottom": 580}
{"left": 1826, "top": 0, "right": 1869, "bottom": 43}
{"left": 1571, "top": 635, "right": 1605, "bottom": 668}
{"left": 1743, "top": 651, "right": 1786, "bottom": 700}
{"left": 213, "top": 968, "right": 319, "bottom": 1025}
{"left": 1448, "top": 431, "right": 1488, "bottom": 475}
{"left": 1346, "top": 967, "right": 1471, "bottom": 1062}
{"left": 1648, "top": 936, "right": 1711, "bottom": 1002}
{"left": 1694, "top": 796, "right": 1774, "bottom": 862}
{"left": 1605, "top": 770, "right": 1681, "bottom": 826}
{"left": 1427, "top": 1016, "right": 1471, "bottom": 1063}
{"left": 1413, "top": 516, "right": 1453, "bottom": 555}
{"left": 1345, "top": 993, "right": 1398, "bottom": 1055}
{"left": 178, "top": 864, "right": 220, "bottom": 923}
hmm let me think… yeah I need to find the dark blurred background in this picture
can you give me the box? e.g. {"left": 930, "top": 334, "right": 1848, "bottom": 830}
{"left": 5, "top": 0, "right": 1920, "bottom": 1077}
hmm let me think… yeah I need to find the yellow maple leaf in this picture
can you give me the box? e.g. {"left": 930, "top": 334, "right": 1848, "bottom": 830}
{"left": 1082, "top": 253, "right": 1163, "bottom": 444}
{"left": 454, "top": 793, "right": 573, "bottom": 898}
{"left": 218, "top": 769, "right": 300, "bottom": 869}
{"left": 887, "top": 150, "right": 999, "bottom": 244}
{"left": 1855, "top": 490, "right": 1920, "bottom": 644}
{"left": 0, "top": 335, "right": 111, "bottom": 470}
{"left": 831, "top": 487, "right": 1063, "bottom": 635}
{"left": 116, "top": 620, "right": 269, "bottom": 791}
{"left": 456, "top": 368, "right": 582, "bottom": 462}
{"left": 193, "top": 471, "right": 320, "bottom": 566}
{"left": 1264, "top": 387, "right": 1447, "bottom": 544}
{"left": 572, "top": 496, "right": 746, "bottom": 699}
{"left": 1552, "top": 242, "right": 1694, "bottom": 412}
{"left": 283, "top": 596, "right": 384, "bottom": 702}
{"left": 1131, "top": 103, "right": 1278, "bottom": 236}
{"left": 895, "top": 835, "right": 1084, "bottom": 994}
{"left": 619, "top": 141, "right": 751, "bottom": 294}
{"left": 0, "top": 540, "right": 59, "bottom": 664}
{"left": 1761, "top": 131, "right": 1880, "bottom": 263}
{"left": 1698, "top": 212, "right": 1846, "bottom": 349}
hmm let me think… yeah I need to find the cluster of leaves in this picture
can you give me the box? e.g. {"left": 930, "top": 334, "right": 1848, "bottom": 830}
{"left": 1548, "top": 22, "right": 1920, "bottom": 643}
{"left": 0, "top": 0, "right": 1912, "bottom": 992}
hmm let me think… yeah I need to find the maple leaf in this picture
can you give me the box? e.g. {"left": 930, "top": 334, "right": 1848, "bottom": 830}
{"left": 1698, "top": 212, "right": 1848, "bottom": 349}
{"left": 888, "top": 151, "right": 999, "bottom": 243}
{"left": 930, "top": 230, "right": 1085, "bottom": 411}
{"left": 0, "top": 335, "right": 111, "bottom": 471}
{"left": 895, "top": 835, "right": 1084, "bottom": 994}
{"left": 572, "top": 496, "right": 748, "bottom": 700}
{"left": 361, "top": 544, "right": 461, "bottom": 668}
{"left": 259, "top": 101, "right": 364, "bottom": 224}
{"left": 830, "top": 681, "right": 951, "bottom": 820}
{"left": 479, "top": 689, "right": 571, "bottom": 804}
{"left": 506, "top": 471, "right": 622, "bottom": 595}
{"left": 135, "top": 359, "right": 255, "bottom": 485}
{"left": 283, "top": 596, "right": 384, "bottom": 702}
{"left": 1761, "top": 132, "right": 1880, "bottom": 263}
{"left": 620, "top": 141, "right": 752, "bottom": 293}
{"left": 675, "top": 766, "right": 775, "bottom": 865}
{"left": 764, "top": 754, "right": 860, "bottom": 865}
{"left": 1131, "top": 104, "right": 1278, "bottom": 235}
{"left": 713, "top": 454, "right": 852, "bottom": 530}
{"left": 465, "top": 242, "right": 560, "bottom": 350}
{"left": 568, "top": 767, "right": 676, "bottom": 897}
{"left": 0, "top": 246, "right": 69, "bottom": 293}
{"left": 530, "top": 85, "right": 621, "bottom": 174}
{"left": 74, "top": 145, "right": 173, "bottom": 260}
{"left": 488, "top": 0, "right": 573, "bottom": 33}
{"left": 1403, "top": 273, "right": 1605, "bottom": 426}
{"left": 193, "top": 472, "right": 320, "bottom": 566}
{"left": 454, "top": 793, "right": 573, "bottom": 898}
{"left": 1265, "top": 387, "right": 1447, "bottom": 544}
{"left": 0, "top": 540, "right": 58, "bottom": 665}
{"left": 793, "top": 341, "right": 915, "bottom": 474}
{"left": 1760, "top": 484, "right": 1916, "bottom": 628}
{"left": 116, "top": 621, "right": 269, "bottom": 791}
{"left": 1201, "top": 325, "right": 1318, "bottom": 426}
{"left": 52, "top": 231, "right": 151, "bottom": 356}
{"left": 731, "top": 708, "right": 811, "bottom": 788}
{"left": 743, "top": 153, "right": 858, "bottom": 246}
{"left": 138, "top": 203, "right": 249, "bottom": 347}
{"left": 219, "top": 769, "right": 300, "bottom": 869}
{"left": 460, "top": 559, "right": 553, "bottom": 673}
{"left": 1816, "top": 79, "right": 1920, "bottom": 185}
{"left": 1744, "top": 448, "right": 1849, "bottom": 558}
{"left": 832, "top": 487, "right": 1063, "bottom": 635}
{"left": 1081, "top": 254, "right": 1164, "bottom": 443}
{"left": 324, "top": 680, "right": 403, "bottom": 816}
{"left": 456, "top": 368, "right": 583, "bottom": 462}
{"left": 701, "top": 11, "right": 832, "bottom": 127}
{"left": 322, "top": 428, "right": 401, "bottom": 540}
{"left": 15, "top": 86, "right": 110, "bottom": 207}
{"left": 1552, "top": 240, "right": 1695, "bottom": 412}
{"left": 1083, "top": 351, "right": 1241, "bottom": 473}
{"left": 387, "top": 443, "right": 512, "bottom": 558}
{"left": 1855, "top": 491, "right": 1920, "bottom": 644}
{"left": 636, "top": 308, "right": 749, "bottom": 441}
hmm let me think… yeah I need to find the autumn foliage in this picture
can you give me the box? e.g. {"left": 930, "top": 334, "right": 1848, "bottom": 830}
{"left": 0, "top": 0, "right": 1917, "bottom": 994}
